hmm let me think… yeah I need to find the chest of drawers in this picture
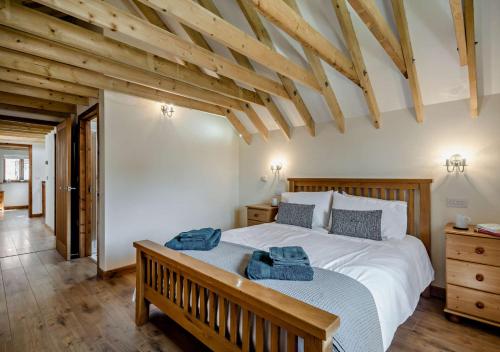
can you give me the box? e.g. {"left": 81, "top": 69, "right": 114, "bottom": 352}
{"left": 444, "top": 224, "right": 500, "bottom": 327}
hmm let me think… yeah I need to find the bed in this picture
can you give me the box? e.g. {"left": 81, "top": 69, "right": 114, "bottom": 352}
{"left": 134, "top": 178, "right": 434, "bottom": 352}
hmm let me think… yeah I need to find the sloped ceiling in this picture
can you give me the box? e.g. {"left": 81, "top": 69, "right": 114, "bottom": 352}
{"left": 114, "top": 0, "right": 499, "bottom": 133}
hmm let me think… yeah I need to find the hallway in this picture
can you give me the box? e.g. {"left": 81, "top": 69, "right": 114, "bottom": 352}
{"left": 0, "top": 210, "right": 55, "bottom": 258}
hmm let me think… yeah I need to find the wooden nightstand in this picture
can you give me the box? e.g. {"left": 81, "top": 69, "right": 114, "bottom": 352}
{"left": 246, "top": 204, "right": 278, "bottom": 226}
{"left": 444, "top": 223, "right": 500, "bottom": 327}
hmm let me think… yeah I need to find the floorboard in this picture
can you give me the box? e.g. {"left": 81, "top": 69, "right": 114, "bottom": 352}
{"left": 0, "top": 209, "right": 498, "bottom": 351}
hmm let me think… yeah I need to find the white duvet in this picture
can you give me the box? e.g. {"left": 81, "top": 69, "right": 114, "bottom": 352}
{"left": 221, "top": 222, "right": 434, "bottom": 351}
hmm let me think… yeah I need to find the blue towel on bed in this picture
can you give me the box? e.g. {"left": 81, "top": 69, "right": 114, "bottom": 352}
{"left": 269, "top": 246, "right": 310, "bottom": 266}
{"left": 246, "top": 250, "right": 314, "bottom": 281}
{"left": 177, "top": 228, "right": 216, "bottom": 242}
{"left": 165, "top": 228, "right": 221, "bottom": 250}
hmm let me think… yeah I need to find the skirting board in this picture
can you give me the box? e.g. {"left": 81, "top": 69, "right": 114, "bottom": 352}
{"left": 98, "top": 263, "right": 136, "bottom": 280}
{"left": 4, "top": 205, "right": 28, "bottom": 210}
{"left": 430, "top": 285, "right": 446, "bottom": 300}
{"left": 31, "top": 213, "right": 44, "bottom": 218}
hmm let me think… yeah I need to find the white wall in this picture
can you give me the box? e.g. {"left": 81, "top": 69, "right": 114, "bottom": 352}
{"left": 44, "top": 131, "right": 56, "bottom": 230}
{"left": 238, "top": 94, "right": 500, "bottom": 288}
{"left": 99, "top": 91, "right": 239, "bottom": 271}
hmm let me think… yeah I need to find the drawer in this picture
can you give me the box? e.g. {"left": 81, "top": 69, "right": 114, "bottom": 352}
{"left": 446, "top": 233, "right": 500, "bottom": 266}
{"left": 447, "top": 284, "right": 500, "bottom": 323}
{"left": 447, "top": 259, "right": 500, "bottom": 294}
{"left": 247, "top": 220, "right": 264, "bottom": 227}
{"left": 247, "top": 208, "right": 273, "bottom": 222}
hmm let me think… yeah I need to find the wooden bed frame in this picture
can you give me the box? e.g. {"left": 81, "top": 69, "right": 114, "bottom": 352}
{"left": 134, "top": 178, "right": 432, "bottom": 351}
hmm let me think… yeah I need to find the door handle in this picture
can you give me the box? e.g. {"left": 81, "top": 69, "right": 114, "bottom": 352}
{"left": 67, "top": 186, "right": 76, "bottom": 191}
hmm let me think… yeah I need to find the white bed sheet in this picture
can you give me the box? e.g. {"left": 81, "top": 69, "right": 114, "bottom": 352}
{"left": 221, "top": 222, "right": 434, "bottom": 351}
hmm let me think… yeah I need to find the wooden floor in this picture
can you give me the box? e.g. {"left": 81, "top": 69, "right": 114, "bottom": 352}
{"left": 0, "top": 210, "right": 55, "bottom": 257}
{"left": 0, "top": 211, "right": 498, "bottom": 351}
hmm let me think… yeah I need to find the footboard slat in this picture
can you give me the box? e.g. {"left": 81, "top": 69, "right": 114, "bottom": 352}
{"left": 134, "top": 240, "right": 339, "bottom": 352}
{"left": 230, "top": 302, "right": 238, "bottom": 344}
{"left": 219, "top": 295, "right": 227, "bottom": 338}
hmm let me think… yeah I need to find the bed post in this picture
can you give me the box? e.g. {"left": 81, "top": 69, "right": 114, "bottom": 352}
{"left": 135, "top": 248, "right": 150, "bottom": 325}
{"left": 419, "top": 181, "right": 431, "bottom": 256}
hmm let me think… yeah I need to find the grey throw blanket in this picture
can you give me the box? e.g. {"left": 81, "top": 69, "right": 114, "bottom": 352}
{"left": 180, "top": 242, "right": 383, "bottom": 352}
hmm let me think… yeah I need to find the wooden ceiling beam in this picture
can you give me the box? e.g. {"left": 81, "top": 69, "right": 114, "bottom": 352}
{"left": 195, "top": 0, "right": 292, "bottom": 140}
{"left": 129, "top": 0, "right": 203, "bottom": 73}
{"left": 0, "top": 113, "right": 61, "bottom": 125}
{"left": 235, "top": 0, "right": 314, "bottom": 137}
{"left": 347, "top": 0, "right": 407, "bottom": 76}
{"left": 0, "top": 49, "right": 225, "bottom": 116}
{"left": 0, "top": 80, "right": 89, "bottom": 105}
{"left": 132, "top": 0, "right": 268, "bottom": 141}
{"left": 0, "top": 118, "right": 55, "bottom": 129}
{"left": 333, "top": 0, "right": 381, "bottom": 128}
{"left": 449, "top": 0, "right": 468, "bottom": 66}
{"left": 29, "top": 0, "right": 290, "bottom": 100}
{"left": 0, "top": 3, "right": 260, "bottom": 106}
{"left": 222, "top": 108, "right": 252, "bottom": 145}
{"left": 0, "top": 91, "right": 75, "bottom": 113}
{"left": 0, "top": 122, "right": 54, "bottom": 134}
{"left": 464, "top": 0, "right": 478, "bottom": 117}
{"left": 391, "top": 0, "right": 424, "bottom": 123}
{"left": 0, "top": 67, "right": 99, "bottom": 98}
{"left": 0, "top": 129, "right": 46, "bottom": 138}
{"left": 137, "top": 0, "right": 320, "bottom": 92}
{"left": 283, "top": 0, "right": 345, "bottom": 133}
{"left": 0, "top": 28, "right": 246, "bottom": 112}
{"left": 247, "top": 0, "right": 359, "bottom": 86}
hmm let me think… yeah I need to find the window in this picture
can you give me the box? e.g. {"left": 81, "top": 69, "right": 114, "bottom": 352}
{"left": 3, "top": 158, "right": 29, "bottom": 182}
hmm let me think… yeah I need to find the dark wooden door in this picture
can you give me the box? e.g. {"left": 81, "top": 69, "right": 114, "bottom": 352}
{"left": 55, "top": 120, "right": 72, "bottom": 260}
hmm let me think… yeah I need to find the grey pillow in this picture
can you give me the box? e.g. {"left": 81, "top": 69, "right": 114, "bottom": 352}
{"left": 276, "top": 202, "right": 315, "bottom": 229}
{"left": 329, "top": 209, "right": 383, "bottom": 241}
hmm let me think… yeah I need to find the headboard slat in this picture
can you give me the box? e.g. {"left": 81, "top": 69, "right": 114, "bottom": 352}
{"left": 288, "top": 178, "right": 432, "bottom": 255}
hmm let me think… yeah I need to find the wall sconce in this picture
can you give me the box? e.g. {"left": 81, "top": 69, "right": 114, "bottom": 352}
{"left": 161, "top": 104, "right": 174, "bottom": 118}
{"left": 270, "top": 161, "right": 283, "bottom": 176}
{"left": 446, "top": 154, "right": 467, "bottom": 173}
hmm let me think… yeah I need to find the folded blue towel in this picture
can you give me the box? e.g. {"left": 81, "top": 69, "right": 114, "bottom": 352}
{"left": 165, "top": 229, "right": 221, "bottom": 250}
{"left": 246, "top": 250, "right": 314, "bottom": 281}
{"left": 269, "top": 246, "right": 310, "bottom": 266}
{"left": 178, "top": 228, "right": 216, "bottom": 242}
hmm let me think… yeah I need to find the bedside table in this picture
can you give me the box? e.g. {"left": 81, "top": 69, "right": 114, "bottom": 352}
{"left": 246, "top": 204, "right": 278, "bottom": 226}
{"left": 444, "top": 223, "right": 500, "bottom": 327}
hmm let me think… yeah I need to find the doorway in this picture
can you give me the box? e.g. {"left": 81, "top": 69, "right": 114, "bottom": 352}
{"left": 78, "top": 104, "right": 99, "bottom": 262}
{"left": 0, "top": 143, "right": 33, "bottom": 216}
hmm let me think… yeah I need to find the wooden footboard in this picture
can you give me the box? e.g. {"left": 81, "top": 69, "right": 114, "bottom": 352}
{"left": 134, "top": 240, "right": 339, "bottom": 352}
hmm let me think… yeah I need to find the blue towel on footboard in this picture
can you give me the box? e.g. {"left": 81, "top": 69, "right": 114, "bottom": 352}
{"left": 246, "top": 250, "right": 314, "bottom": 281}
{"left": 165, "top": 229, "right": 221, "bottom": 250}
{"left": 269, "top": 246, "right": 310, "bottom": 266}
{"left": 179, "top": 242, "right": 383, "bottom": 352}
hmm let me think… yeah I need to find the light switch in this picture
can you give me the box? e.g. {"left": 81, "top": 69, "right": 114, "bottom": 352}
{"left": 447, "top": 198, "right": 468, "bottom": 208}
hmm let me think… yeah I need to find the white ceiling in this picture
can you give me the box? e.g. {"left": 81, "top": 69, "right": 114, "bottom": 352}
{"left": 116, "top": 0, "right": 500, "bottom": 133}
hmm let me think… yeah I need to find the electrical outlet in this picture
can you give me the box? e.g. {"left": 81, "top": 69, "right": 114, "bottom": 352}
{"left": 447, "top": 198, "right": 469, "bottom": 208}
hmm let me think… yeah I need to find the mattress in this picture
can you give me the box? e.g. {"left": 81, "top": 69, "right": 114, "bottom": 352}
{"left": 221, "top": 222, "right": 434, "bottom": 350}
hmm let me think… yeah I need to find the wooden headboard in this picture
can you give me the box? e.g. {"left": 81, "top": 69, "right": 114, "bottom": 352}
{"left": 288, "top": 178, "right": 432, "bottom": 254}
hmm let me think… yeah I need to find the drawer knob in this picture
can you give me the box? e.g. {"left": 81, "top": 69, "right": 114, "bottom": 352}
{"left": 475, "top": 273, "right": 484, "bottom": 282}
{"left": 475, "top": 301, "right": 485, "bottom": 309}
{"left": 475, "top": 246, "right": 485, "bottom": 254}
{"left": 254, "top": 213, "right": 259, "bottom": 217}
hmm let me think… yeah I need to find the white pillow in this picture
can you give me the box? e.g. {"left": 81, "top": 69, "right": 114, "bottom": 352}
{"left": 281, "top": 191, "right": 333, "bottom": 229}
{"left": 332, "top": 191, "right": 407, "bottom": 240}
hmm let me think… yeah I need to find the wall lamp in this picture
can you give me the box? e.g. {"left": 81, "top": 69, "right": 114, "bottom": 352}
{"left": 270, "top": 161, "right": 283, "bottom": 176}
{"left": 161, "top": 104, "right": 175, "bottom": 118}
{"left": 446, "top": 154, "right": 467, "bottom": 173}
